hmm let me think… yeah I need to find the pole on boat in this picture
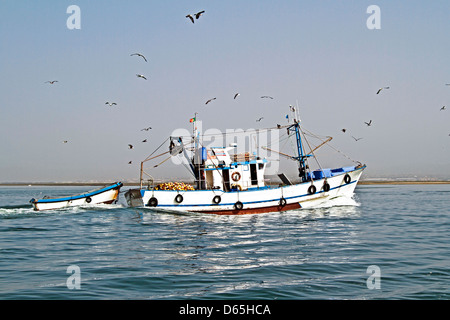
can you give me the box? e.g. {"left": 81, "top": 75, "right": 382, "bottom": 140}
{"left": 140, "top": 161, "right": 143, "bottom": 189}
{"left": 293, "top": 121, "right": 308, "bottom": 182}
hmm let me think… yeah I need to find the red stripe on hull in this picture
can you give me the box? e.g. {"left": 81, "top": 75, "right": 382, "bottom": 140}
{"left": 192, "top": 202, "right": 301, "bottom": 215}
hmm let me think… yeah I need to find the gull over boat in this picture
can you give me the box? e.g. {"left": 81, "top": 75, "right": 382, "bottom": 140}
{"left": 30, "top": 182, "right": 123, "bottom": 211}
{"left": 125, "top": 110, "right": 366, "bottom": 215}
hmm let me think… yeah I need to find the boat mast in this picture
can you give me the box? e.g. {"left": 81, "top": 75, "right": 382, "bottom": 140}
{"left": 191, "top": 113, "right": 206, "bottom": 190}
{"left": 288, "top": 105, "right": 309, "bottom": 182}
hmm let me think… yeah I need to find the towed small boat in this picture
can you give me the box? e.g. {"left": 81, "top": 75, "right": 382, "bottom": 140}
{"left": 125, "top": 107, "right": 366, "bottom": 215}
{"left": 30, "top": 182, "right": 123, "bottom": 211}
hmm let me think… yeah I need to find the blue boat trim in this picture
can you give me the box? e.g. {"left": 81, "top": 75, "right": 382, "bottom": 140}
{"left": 142, "top": 167, "right": 364, "bottom": 208}
{"left": 154, "top": 180, "right": 356, "bottom": 208}
{"left": 33, "top": 182, "right": 123, "bottom": 204}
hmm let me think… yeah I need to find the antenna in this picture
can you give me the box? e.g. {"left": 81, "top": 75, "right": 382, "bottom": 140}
{"left": 295, "top": 99, "right": 301, "bottom": 123}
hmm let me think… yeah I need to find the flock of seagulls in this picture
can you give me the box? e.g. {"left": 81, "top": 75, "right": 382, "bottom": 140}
{"left": 53, "top": 48, "right": 153, "bottom": 164}
{"left": 48, "top": 9, "right": 450, "bottom": 164}
{"left": 340, "top": 86, "right": 384, "bottom": 142}
{"left": 203, "top": 92, "right": 275, "bottom": 123}
{"left": 340, "top": 83, "right": 449, "bottom": 141}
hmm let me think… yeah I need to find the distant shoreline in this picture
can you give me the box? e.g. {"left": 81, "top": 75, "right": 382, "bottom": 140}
{"left": 1, "top": 180, "right": 449, "bottom": 187}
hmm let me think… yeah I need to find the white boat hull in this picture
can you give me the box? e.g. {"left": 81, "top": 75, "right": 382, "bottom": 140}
{"left": 30, "top": 182, "right": 123, "bottom": 211}
{"left": 127, "top": 167, "right": 365, "bottom": 215}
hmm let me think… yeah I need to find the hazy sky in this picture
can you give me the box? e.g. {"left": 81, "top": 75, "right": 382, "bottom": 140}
{"left": 1, "top": 0, "right": 449, "bottom": 182}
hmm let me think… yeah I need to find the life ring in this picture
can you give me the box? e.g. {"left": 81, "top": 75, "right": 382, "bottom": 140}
{"left": 308, "top": 185, "right": 316, "bottom": 195}
{"left": 231, "top": 172, "right": 241, "bottom": 182}
{"left": 279, "top": 198, "right": 287, "bottom": 206}
{"left": 234, "top": 201, "right": 243, "bottom": 210}
{"left": 344, "top": 174, "right": 351, "bottom": 184}
{"left": 213, "top": 195, "right": 221, "bottom": 204}
{"left": 147, "top": 197, "right": 158, "bottom": 207}
{"left": 323, "top": 182, "right": 331, "bottom": 192}
{"left": 175, "top": 194, "right": 183, "bottom": 203}
{"left": 85, "top": 197, "right": 92, "bottom": 203}
{"left": 231, "top": 184, "right": 242, "bottom": 191}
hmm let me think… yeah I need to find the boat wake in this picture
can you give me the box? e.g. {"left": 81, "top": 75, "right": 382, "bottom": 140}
{"left": 0, "top": 205, "right": 36, "bottom": 217}
{"left": 0, "top": 203, "right": 125, "bottom": 217}
{"left": 311, "top": 195, "right": 360, "bottom": 209}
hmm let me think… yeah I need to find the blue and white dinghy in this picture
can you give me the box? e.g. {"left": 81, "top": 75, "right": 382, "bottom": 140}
{"left": 30, "top": 182, "right": 123, "bottom": 211}
{"left": 125, "top": 110, "right": 365, "bottom": 215}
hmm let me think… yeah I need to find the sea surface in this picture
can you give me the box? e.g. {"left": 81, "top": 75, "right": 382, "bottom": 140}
{"left": 0, "top": 184, "right": 448, "bottom": 300}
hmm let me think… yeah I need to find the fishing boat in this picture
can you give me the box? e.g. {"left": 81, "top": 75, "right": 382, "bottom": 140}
{"left": 125, "top": 109, "right": 366, "bottom": 215}
{"left": 30, "top": 182, "right": 123, "bottom": 211}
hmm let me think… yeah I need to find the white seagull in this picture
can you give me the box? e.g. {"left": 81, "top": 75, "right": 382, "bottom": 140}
{"left": 440, "top": 106, "right": 446, "bottom": 111}
{"left": 352, "top": 136, "right": 363, "bottom": 141}
{"left": 376, "top": 87, "right": 390, "bottom": 94}
{"left": 45, "top": 80, "right": 58, "bottom": 84}
{"left": 105, "top": 102, "right": 117, "bottom": 106}
{"left": 130, "top": 53, "right": 147, "bottom": 62}
{"left": 136, "top": 74, "right": 147, "bottom": 80}
{"left": 234, "top": 93, "right": 240, "bottom": 99}
{"left": 364, "top": 120, "right": 373, "bottom": 126}
{"left": 261, "top": 96, "right": 274, "bottom": 99}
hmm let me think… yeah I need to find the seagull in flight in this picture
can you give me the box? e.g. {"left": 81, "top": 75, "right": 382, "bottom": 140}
{"left": 261, "top": 96, "right": 274, "bottom": 99}
{"left": 364, "top": 120, "right": 373, "bottom": 126}
{"left": 376, "top": 87, "right": 390, "bottom": 94}
{"left": 256, "top": 117, "right": 264, "bottom": 122}
{"left": 45, "top": 80, "right": 58, "bottom": 84}
{"left": 341, "top": 129, "right": 347, "bottom": 133}
{"left": 186, "top": 11, "right": 205, "bottom": 23}
{"left": 352, "top": 136, "right": 363, "bottom": 141}
{"left": 128, "top": 144, "right": 134, "bottom": 149}
{"left": 63, "top": 140, "right": 68, "bottom": 144}
{"left": 142, "top": 139, "right": 147, "bottom": 143}
{"left": 234, "top": 93, "right": 240, "bottom": 99}
{"left": 105, "top": 102, "right": 117, "bottom": 106}
{"left": 130, "top": 53, "right": 147, "bottom": 62}
{"left": 440, "top": 106, "right": 446, "bottom": 111}
{"left": 205, "top": 97, "right": 216, "bottom": 105}
{"left": 141, "top": 127, "right": 152, "bottom": 131}
{"left": 136, "top": 74, "right": 147, "bottom": 80}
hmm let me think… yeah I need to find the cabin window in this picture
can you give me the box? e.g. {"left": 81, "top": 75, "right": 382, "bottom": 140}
{"left": 258, "top": 163, "right": 264, "bottom": 170}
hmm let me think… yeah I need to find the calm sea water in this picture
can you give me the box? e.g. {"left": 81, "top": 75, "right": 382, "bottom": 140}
{"left": 0, "top": 184, "right": 448, "bottom": 300}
